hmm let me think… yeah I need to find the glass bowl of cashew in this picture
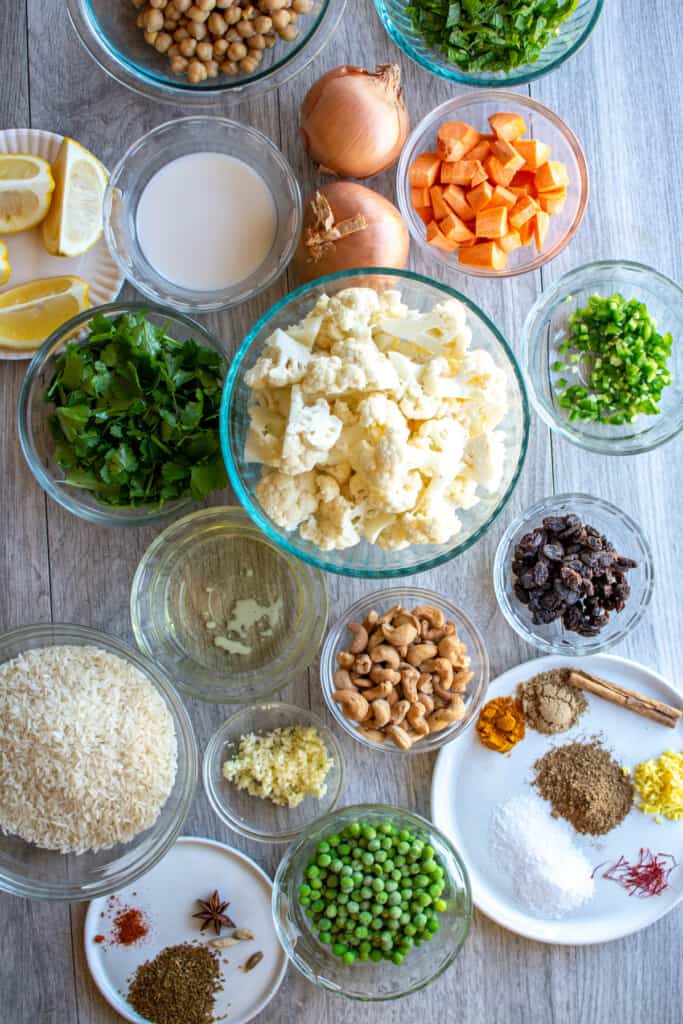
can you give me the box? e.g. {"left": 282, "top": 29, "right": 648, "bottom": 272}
{"left": 319, "top": 586, "right": 490, "bottom": 755}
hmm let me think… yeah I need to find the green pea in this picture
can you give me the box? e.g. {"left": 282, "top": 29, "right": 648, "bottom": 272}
{"left": 317, "top": 853, "right": 331, "bottom": 868}
{"left": 317, "top": 841, "right": 330, "bottom": 854}
{"left": 348, "top": 822, "right": 361, "bottom": 837}
{"left": 319, "top": 930, "right": 332, "bottom": 944}
{"left": 359, "top": 910, "right": 372, "bottom": 926}
{"left": 370, "top": 949, "right": 383, "bottom": 962}
{"left": 391, "top": 951, "right": 404, "bottom": 965}
{"left": 342, "top": 951, "right": 356, "bottom": 964}
{"left": 434, "top": 898, "right": 447, "bottom": 913}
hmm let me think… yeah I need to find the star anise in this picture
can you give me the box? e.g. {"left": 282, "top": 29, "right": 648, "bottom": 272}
{"left": 192, "top": 890, "right": 235, "bottom": 935}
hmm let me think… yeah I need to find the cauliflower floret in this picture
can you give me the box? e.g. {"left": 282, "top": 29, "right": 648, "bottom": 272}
{"left": 256, "top": 469, "right": 319, "bottom": 531}
{"left": 300, "top": 494, "right": 364, "bottom": 551}
{"left": 399, "top": 385, "right": 441, "bottom": 421}
{"left": 301, "top": 354, "right": 367, "bottom": 397}
{"left": 378, "top": 507, "right": 460, "bottom": 550}
{"left": 314, "top": 288, "right": 380, "bottom": 349}
{"left": 325, "top": 461, "right": 352, "bottom": 485}
{"left": 245, "top": 329, "right": 313, "bottom": 389}
{"left": 315, "top": 473, "right": 341, "bottom": 503}
{"left": 331, "top": 398, "right": 360, "bottom": 426}
{"left": 280, "top": 386, "right": 342, "bottom": 475}
{"left": 330, "top": 338, "right": 401, "bottom": 393}
{"left": 462, "top": 431, "right": 506, "bottom": 492}
{"left": 447, "top": 474, "right": 481, "bottom": 510}
{"left": 357, "top": 394, "right": 408, "bottom": 439}
{"left": 411, "top": 417, "right": 467, "bottom": 476}
{"left": 244, "top": 404, "right": 286, "bottom": 466}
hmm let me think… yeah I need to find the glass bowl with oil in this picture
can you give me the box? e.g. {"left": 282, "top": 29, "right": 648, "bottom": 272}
{"left": 130, "top": 506, "right": 328, "bottom": 703}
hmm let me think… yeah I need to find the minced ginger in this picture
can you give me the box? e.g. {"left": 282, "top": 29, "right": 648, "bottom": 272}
{"left": 222, "top": 725, "right": 333, "bottom": 808}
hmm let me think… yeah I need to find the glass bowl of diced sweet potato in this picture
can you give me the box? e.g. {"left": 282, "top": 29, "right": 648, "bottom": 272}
{"left": 396, "top": 90, "right": 589, "bottom": 278}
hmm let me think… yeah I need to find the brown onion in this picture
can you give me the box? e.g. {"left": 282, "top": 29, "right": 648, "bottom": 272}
{"left": 300, "top": 64, "right": 410, "bottom": 179}
{"left": 293, "top": 183, "right": 410, "bottom": 283}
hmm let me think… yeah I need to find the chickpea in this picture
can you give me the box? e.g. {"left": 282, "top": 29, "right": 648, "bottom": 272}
{"left": 288, "top": 11, "right": 298, "bottom": 23}
{"left": 292, "top": 0, "right": 312, "bottom": 10}
{"left": 259, "top": 0, "right": 287, "bottom": 10}
{"left": 143, "top": 6, "right": 165, "bottom": 30}
{"left": 239, "top": 53, "right": 260, "bottom": 73}
{"left": 270, "top": 9, "right": 290, "bottom": 29}
{"left": 205, "top": 58, "right": 219, "bottom": 76}
{"left": 155, "top": 30, "right": 174, "bottom": 51}
{"left": 165, "top": 0, "right": 180, "bottom": 16}
{"left": 169, "top": 54, "right": 189, "bottom": 71}
{"left": 174, "top": 0, "right": 191, "bottom": 9}
{"left": 187, "top": 57, "right": 208, "bottom": 81}
{"left": 227, "top": 40, "right": 247, "bottom": 60}
{"left": 220, "top": 59, "right": 239, "bottom": 74}
{"left": 236, "top": 18, "right": 255, "bottom": 36}
{"left": 179, "top": 36, "right": 197, "bottom": 55}
{"left": 148, "top": 0, "right": 167, "bottom": 8}
{"left": 215, "top": 0, "right": 232, "bottom": 7}
{"left": 186, "top": 4, "right": 209, "bottom": 21}
{"left": 207, "top": 11, "right": 227, "bottom": 33}
{"left": 196, "top": 39, "right": 213, "bottom": 60}
{"left": 278, "top": 23, "right": 298, "bottom": 40}
{"left": 225, "top": 27, "right": 241, "bottom": 41}
{"left": 143, "top": 29, "right": 158, "bottom": 44}
{"left": 253, "top": 14, "right": 272, "bottom": 32}
{"left": 136, "top": 12, "right": 146, "bottom": 27}
{"left": 262, "top": 31, "right": 276, "bottom": 47}
{"left": 196, "top": 0, "right": 216, "bottom": 9}
{"left": 242, "top": 3, "right": 257, "bottom": 18}
{"left": 167, "top": 42, "right": 180, "bottom": 56}
{"left": 173, "top": 25, "right": 189, "bottom": 39}
{"left": 223, "top": 5, "right": 241, "bottom": 24}
{"left": 248, "top": 33, "right": 266, "bottom": 48}
{"left": 187, "top": 19, "right": 208, "bottom": 37}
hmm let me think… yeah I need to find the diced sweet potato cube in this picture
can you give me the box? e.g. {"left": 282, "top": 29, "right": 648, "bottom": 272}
{"left": 535, "top": 160, "right": 569, "bottom": 192}
{"left": 538, "top": 187, "right": 567, "bottom": 215}
{"left": 514, "top": 139, "right": 552, "bottom": 170}
{"left": 489, "top": 185, "right": 517, "bottom": 209}
{"left": 464, "top": 139, "right": 491, "bottom": 163}
{"left": 510, "top": 170, "right": 538, "bottom": 196}
{"left": 470, "top": 162, "right": 489, "bottom": 186}
{"left": 436, "top": 121, "right": 480, "bottom": 162}
{"left": 509, "top": 195, "right": 538, "bottom": 229}
{"left": 488, "top": 112, "right": 527, "bottom": 142}
{"left": 519, "top": 220, "right": 535, "bottom": 246}
{"left": 409, "top": 152, "right": 441, "bottom": 188}
{"left": 441, "top": 160, "right": 484, "bottom": 186}
{"left": 476, "top": 205, "right": 508, "bottom": 239}
{"left": 415, "top": 206, "right": 433, "bottom": 225}
{"left": 426, "top": 220, "right": 458, "bottom": 253}
{"left": 490, "top": 138, "right": 526, "bottom": 174}
{"left": 484, "top": 154, "right": 516, "bottom": 187}
{"left": 466, "top": 180, "right": 494, "bottom": 213}
{"left": 533, "top": 210, "right": 551, "bottom": 251}
{"left": 458, "top": 241, "right": 507, "bottom": 270}
{"left": 499, "top": 231, "right": 523, "bottom": 254}
{"left": 429, "top": 185, "right": 450, "bottom": 221}
{"left": 411, "top": 186, "right": 430, "bottom": 210}
{"left": 442, "top": 184, "right": 475, "bottom": 221}
{"left": 439, "top": 212, "right": 476, "bottom": 244}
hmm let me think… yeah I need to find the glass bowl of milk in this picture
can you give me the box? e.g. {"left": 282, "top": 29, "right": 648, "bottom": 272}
{"left": 103, "top": 117, "right": 302, "bottom": 313}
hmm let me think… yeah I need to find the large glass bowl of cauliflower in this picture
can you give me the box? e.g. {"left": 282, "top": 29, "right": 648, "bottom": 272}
{"left": 220, "top": 269, "right": 529, "bottom": 577}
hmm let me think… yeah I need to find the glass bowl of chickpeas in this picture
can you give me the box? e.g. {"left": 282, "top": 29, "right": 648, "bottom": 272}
{"left": 65, "top": 0, "right": 347, "bottom": 104}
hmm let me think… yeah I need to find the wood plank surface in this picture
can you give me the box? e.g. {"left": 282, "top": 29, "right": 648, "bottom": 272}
{"left": 2, "top": 0, "right": 682, "bottom": 1022}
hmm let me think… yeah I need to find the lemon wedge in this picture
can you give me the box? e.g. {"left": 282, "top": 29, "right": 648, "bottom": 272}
{"left": 0, "top": 275, "right": 90, "bottom": 350}
{"left": 41, "top": 139, "right": 108, "bottom": 257}
{"left": 0, "top": 241, "right": 9, "bottom": 285}
{"left": 0, "top": 154, "right": 55, "bottom": 233}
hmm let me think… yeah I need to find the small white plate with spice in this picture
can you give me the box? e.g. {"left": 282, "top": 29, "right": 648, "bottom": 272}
{"left": 431, "top": 653, "right": 683, "bottom": 945}
{"left": 84, "top": 835, "right": 287, "bottom": 1024}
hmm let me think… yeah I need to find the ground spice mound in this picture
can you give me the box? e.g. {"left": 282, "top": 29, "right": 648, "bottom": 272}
{"left": 127, "top": 943, "right": 222, "bottom": 1024}
{"left": 519, "top": 669, "right": 587, "bottom": 735}
{"left": 533, "top": 740, "right": 633, "bottom": 835}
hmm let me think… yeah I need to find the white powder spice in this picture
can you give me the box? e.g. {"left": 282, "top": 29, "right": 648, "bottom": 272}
{"left": 490, "top": 793, "right": 594, "bottom": 918}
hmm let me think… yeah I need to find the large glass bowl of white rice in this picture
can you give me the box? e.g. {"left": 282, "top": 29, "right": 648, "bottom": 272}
{"left": 0, "top": 623, "right": 197, "bottom": 901}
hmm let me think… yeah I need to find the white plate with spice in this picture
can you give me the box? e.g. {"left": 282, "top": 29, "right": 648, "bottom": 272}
{"left": 431, "top": 653, "right": 683, "bottom": 945}
{"left": 84, "top": 836, "right": 287, "bottom": 1024}
{"left": 0, "top": 128, "right": 123, "bottom": 360}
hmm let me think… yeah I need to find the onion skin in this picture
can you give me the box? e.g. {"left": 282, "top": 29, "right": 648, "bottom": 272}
{"left": 293, "top": 182, "right": 410, "bottom": 283}
{"left": 300, "top": 64, "right": 410, "bottom": 179}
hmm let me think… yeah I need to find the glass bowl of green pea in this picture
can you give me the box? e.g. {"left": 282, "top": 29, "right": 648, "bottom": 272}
{"left": 272, "top": 804, "right": 471, "bottom": 1000}
{"left": 522, "top": 260, "right": 683, "bottom": 455}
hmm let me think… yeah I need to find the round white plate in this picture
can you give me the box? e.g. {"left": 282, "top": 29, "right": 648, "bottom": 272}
{"left": 84, "top": 836, "right": 287, "bottom": 1024}
{"left": 432, "top": 653, "right": 683, "bottom": 945}
{"left": 0, "top": 128, "right": 123, "bottom": 360}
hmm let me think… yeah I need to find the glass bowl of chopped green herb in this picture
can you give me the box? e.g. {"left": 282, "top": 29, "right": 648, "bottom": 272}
{"left": 18, "top": 302, "right": 228, "bottom": 526}
{"left": 374, "top": 0, "right": 604, "bottom": 86}
{"left": 273, "top": 804, "right": 471, "bottom": 999}
{"left": 522, "top": 261, "right": 683, "bottom": 454}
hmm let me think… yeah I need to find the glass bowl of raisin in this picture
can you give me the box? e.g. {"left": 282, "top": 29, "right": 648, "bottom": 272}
{"left": 493, "top": 493, "right": 654, "bottom": 654}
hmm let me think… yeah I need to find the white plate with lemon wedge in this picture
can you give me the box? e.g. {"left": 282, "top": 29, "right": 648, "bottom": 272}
{"left": 0, "top": 128, "right": 123, "bottom": 360}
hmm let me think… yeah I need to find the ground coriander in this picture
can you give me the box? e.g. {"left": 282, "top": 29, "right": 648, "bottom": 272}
{"left": 126, "top": 943, "right": 222, "bottom": 1024}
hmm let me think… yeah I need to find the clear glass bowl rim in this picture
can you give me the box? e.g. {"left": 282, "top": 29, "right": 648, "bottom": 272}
{"left": 272, "top": 801, "right": 473, "bottom": 1000}
{"left": 492, "top": 491, "right": 655, "bottom": 655}
{"left": 220, "top": 266, "right": 531, "bottom": 579}
{"left": 17, "top": 299, "right": 224, "bottom": 528}
{"left": 103, "top": 116, "right": 303, "bottom": 313}
{"left": 202, "top": 701, "right": 346, "bottom": 843}
{"left": 320, "top": 585, "right": 490, "bottom": 754}
{"left": 66, "top": 0, "right": 348, "bottom": 105}
{"left": 521, "top": 258, "right": 683, "bottom": 454}
{"left": 0, "top": 622, "right": 198, "bottom": 901}
{"left": 373, "top": 0, "right": 605, "bottom": 87}
{"left": 130, "top": 505, "right": 329, "bottom": 703}
{"left": 396, "top": 90, "right": 590, "bottom": 279}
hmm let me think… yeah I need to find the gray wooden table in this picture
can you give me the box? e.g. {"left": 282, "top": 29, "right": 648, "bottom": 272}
{"left": 3, "top": 1, "right": 683, "bottom": 1021}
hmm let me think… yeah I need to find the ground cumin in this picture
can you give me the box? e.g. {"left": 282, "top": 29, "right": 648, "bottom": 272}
{"left": 127, "top": 943, "right": 222, "bottom": 1024}
{"left": 534, "top": 739, "right": 633, "bottom": 835}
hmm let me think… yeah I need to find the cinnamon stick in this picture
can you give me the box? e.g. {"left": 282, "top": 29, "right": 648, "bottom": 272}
{"left": 568, "top": 669, "right": 683, "bottom": 728}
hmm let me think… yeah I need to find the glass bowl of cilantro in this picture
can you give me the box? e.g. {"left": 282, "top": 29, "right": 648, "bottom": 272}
{"left": 374, "top": 0, "right": 604, "bottom": 86}
{"left": 18, "top": 302, "right": 228, "bottom": 526}
{"left": 522, "top": 260, "right": 683, "bottom": 455}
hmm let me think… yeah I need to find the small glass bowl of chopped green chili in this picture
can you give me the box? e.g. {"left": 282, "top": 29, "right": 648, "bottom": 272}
{"left": 18, "top": 301, "right": 228, "bottom": 526}
{"left": 273, "top": 804, "right": 471, "bottom": 1000}
{"left": 374, "top": 0, "right": 604, "bottom": 87}
{"left": 523, "top": 261, "right": 683, "bottom": 454}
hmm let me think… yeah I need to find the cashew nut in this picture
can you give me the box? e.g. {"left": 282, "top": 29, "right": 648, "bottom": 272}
{"left": 369, "top": 644, "right": 401, "bottom": 669}
{"left": 351, "top": 673, "right": 372, "bottom": 689}
{"left": 433, "top": 682, "right": 462, "bottom": 703}
{"left": 357, "top": 725, "right": 386, "bottom": 743}
{"left": 400, "top": 666, "right": 420, "bottom": 702}
{"left": 406, "top": 701, "right": 429, "bottom": 735}
{"left": 386, "top": 687, "right": 399, "bottom": 707}
{"left": 427, "top": 699, "right": 465, "bottom": 733}
{"left": 393, "top": 610, "right": 421, "bottom": 631}
{"left": 347, "top": 622, "right": 368, "bottom": 654}
{"left": 379, "top": 605, "right": 402, "bottom": 626}
{"left": 438, "top": 634, "right": 467, "bottom": 664}
{"left": 381, "top": 622, "right": 418, "bottom": 646}
{"left": 353, "top": 653, "right": 372, "bottom": 675}
{"left": 406, "top": 642, "right": 438, "bottom": 667}
{"left": 390, "top": 699, "right": 410, "bottom": 725}
{"left": 337, "top": 651, "right": 355, "bottom": 670}
{"left": 363, "top": 681, "right": 393, "bottom": 701}
{"left": 332, "top": 690, "right": 369, "bottom": 721}
{"left": 369, "top": 666, "right": 401, "bottom": 685}
{"left": 418, "top": 677, "right": 434, "bottom": 695}
{"left": 418, "top": 692, "right": 435, "bottom": 714}
{"left": 413, "top": 605, "right": 445, "bottom": 628}
{"left": 367, "top": 629, "right": 386, "bottom": 653}
{"left": 451, "top": 668, "right": 474, "bottom": 692}
{"left": 363, "top": 610, "right": 379, "bottom": 632}
{"left": 421, "top": 657, "right": 454, "bottom": 690}
{"left": 386, "top": 724, "right": 412, "bottom": 750}
{"left": 422, "top": 622, "right": 456, "bottom": 643}
{"left": 333, "top": 669, "right": 357, "bottom": 692}
{"left": 371, "top": 698, "right": 392, "bottom": 728}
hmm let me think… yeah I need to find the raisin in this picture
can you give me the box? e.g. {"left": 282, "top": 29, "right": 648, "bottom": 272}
{"left": 542, "top": 543, "right": 564, "bottom": 561}
{"left": 542, "top": 515, "right": 569, "bottom": 532}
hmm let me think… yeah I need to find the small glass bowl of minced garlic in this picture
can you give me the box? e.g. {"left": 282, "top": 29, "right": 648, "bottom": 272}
{"left": 203, "top": 703, "right": 345, "bottom": 843}
{"left": 130, "top": 506, "right": 328, "bottom": 703}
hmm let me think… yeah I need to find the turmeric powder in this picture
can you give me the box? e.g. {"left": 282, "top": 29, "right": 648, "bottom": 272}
{"left": 476, "top": 696, "right": 525, "bottom": 753}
